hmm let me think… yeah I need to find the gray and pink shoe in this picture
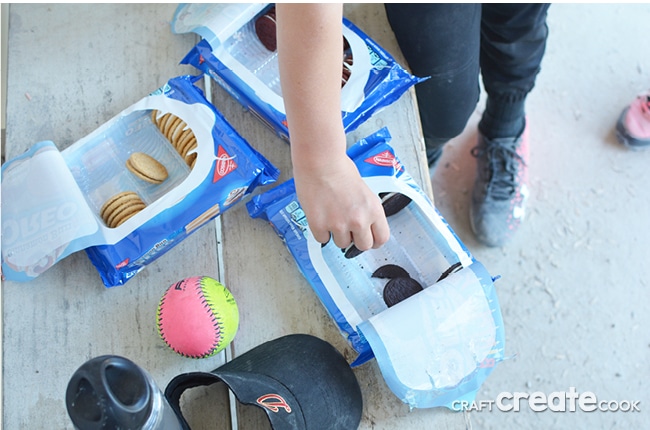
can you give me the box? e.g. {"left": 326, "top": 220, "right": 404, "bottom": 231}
{"left": 616, "top": 91, "right": 650, "bottom": 149}
{"left": 470, "top": 124, "right": 530, "bottom": 247}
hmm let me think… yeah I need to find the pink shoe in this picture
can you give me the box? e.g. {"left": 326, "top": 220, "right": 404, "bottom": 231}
{"left": 616, "top": 91, "right": 650, "bottom": 149}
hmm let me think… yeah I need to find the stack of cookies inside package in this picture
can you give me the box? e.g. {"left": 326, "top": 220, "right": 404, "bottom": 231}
{"left": 248, "top": 128, "right": 506, "bottom": 410}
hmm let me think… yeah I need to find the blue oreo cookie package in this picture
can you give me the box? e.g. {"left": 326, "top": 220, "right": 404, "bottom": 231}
{"left": 2, "top": 75, "right": 279, "bottom": 287}
{"left": 171, "top": 3, "right": 425, "bottom": 141}
{"left": 247, "top": 127, "right": 505, "bottom": 410}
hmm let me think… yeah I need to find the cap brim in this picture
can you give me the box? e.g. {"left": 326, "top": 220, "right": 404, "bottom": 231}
{"left": 165, "top": 334, "right": 362, "bottom": 430}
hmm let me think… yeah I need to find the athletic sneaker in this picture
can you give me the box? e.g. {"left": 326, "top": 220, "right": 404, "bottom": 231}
{"left": 470, "top": 125, "right": 530, "bottom": 247}
{"left": 616, "top": 91, "right": 650, "bottom": 149}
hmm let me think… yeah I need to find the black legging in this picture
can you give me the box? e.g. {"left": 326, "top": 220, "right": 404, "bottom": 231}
{"left": 384, "top": 4, "right": 550, "bottom": 158}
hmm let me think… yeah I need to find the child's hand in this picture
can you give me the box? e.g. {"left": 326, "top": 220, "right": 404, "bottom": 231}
{"left": 294, "top": 152, "right": 390, "bottom": 251}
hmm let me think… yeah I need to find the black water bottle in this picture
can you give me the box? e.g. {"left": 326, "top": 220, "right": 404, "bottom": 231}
{"left": 66, "top": 355, "right": 183, "bottom": 430}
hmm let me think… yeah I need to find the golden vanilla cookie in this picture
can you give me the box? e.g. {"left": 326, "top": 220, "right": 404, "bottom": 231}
{"left": 156, "top": 113, "right": 172, "bottom": 134}
{"left": 151, "top": 110, "right": 198, "bottom": 168}
{"left": 179, "top": 136, "right": 198, "bottom": 160}
{"left": 169, "top": 119, "right": 188, "bottom": 143}
{"left": 176, "top": 131, "right": 196, "bottom": 155}
{"left": 163, "top": 115, "right": 181, "bottom": 139}
{"left": 126, "top": 152, "right": 169, "bottom": 184}
{"left": 151, "top": 109, "right": 160, "bottom": 125}
{"left": 173, "top": 128, "right": 193, "bottom": 151}
{"left": 163, "top": 116, "right": 181, "bottom": 140}
{"left": 100, "top": 191, "right": 132, "bottom": 221}
{"left": 110, "top": 201, "right": 146, "bottom": 228}
{"left": 185, "top": 152, "right": 198, "bottom": 169}
{"left": 100, "top": 191, "right": 146, "bottom": 228}
{"left": 155, "top": 111, "right": 171, "bottom": 128}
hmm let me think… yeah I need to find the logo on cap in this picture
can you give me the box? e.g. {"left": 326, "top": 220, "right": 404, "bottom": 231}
{"left": 256, "top": 394, "right": 292, "bottom": 413}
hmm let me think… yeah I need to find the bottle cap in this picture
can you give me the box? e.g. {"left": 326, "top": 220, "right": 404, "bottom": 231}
{"left": 66, "top": 355, "right": 153, "bottom": 430}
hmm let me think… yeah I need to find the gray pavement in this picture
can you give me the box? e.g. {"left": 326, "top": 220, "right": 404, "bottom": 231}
{"left": 431, "top": 4, "right": 649, "bottom": 429}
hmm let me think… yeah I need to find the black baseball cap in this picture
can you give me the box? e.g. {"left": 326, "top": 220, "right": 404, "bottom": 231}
{"left": 164, "top": 334, "right": 363, "bottom": 430}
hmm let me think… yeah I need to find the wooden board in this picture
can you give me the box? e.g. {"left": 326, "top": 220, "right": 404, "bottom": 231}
{"left": 2, "top": 4, "right": 467, "bottom": 429}
{"left": 2, "top": 4, "right": 231, "bottom": 430}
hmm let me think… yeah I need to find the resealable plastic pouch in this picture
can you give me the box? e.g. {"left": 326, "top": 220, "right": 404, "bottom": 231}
{"left": 171, "top": 3, "right": 425, "bottom": 141}
{"left": 2, "top": 75, "right": 279, "bottom": 286}
{"left": 247, "top": 127, "right": 505, "bottom": 409}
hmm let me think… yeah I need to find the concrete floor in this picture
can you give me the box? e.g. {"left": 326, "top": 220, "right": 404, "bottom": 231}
{"left": 431, "top": 4, "right": 649, "bottom": 429}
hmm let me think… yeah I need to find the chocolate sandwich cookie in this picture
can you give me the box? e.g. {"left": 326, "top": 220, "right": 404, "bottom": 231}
{"left": 254, "top": 10, "right": 355, "bottom": 88}
{"left": 371, "top": 263, "right": 424, "bottom": 307}
{"left": 383, "top": 277, "right": 424, "bottom": 308}
{"left": 379, "top": 192, "right": 412, "bottom": 217}
{"left": 436, "top": 262, "right": 463, "bottom": 282}
{"left": 255, "top": 7, "right": 277, "bottom": 52}
{"left": 126, "top": 152, "right": 169, "bottom": 184}
{"left": 342, "top": 37, "right": 353, "bottom": 88}
{"left": 371, "top": 264, "right": 410, "bottom": 279}
{"left": 341, "top": 192, "right": 413, "bottom": 259}
{"left": 342, "top": 243, "right": 364, "bottom": 259}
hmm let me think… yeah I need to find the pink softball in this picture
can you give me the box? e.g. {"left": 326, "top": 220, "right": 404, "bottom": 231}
{"left": 157, "top": 276, "right": 239, "bottom": 359}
